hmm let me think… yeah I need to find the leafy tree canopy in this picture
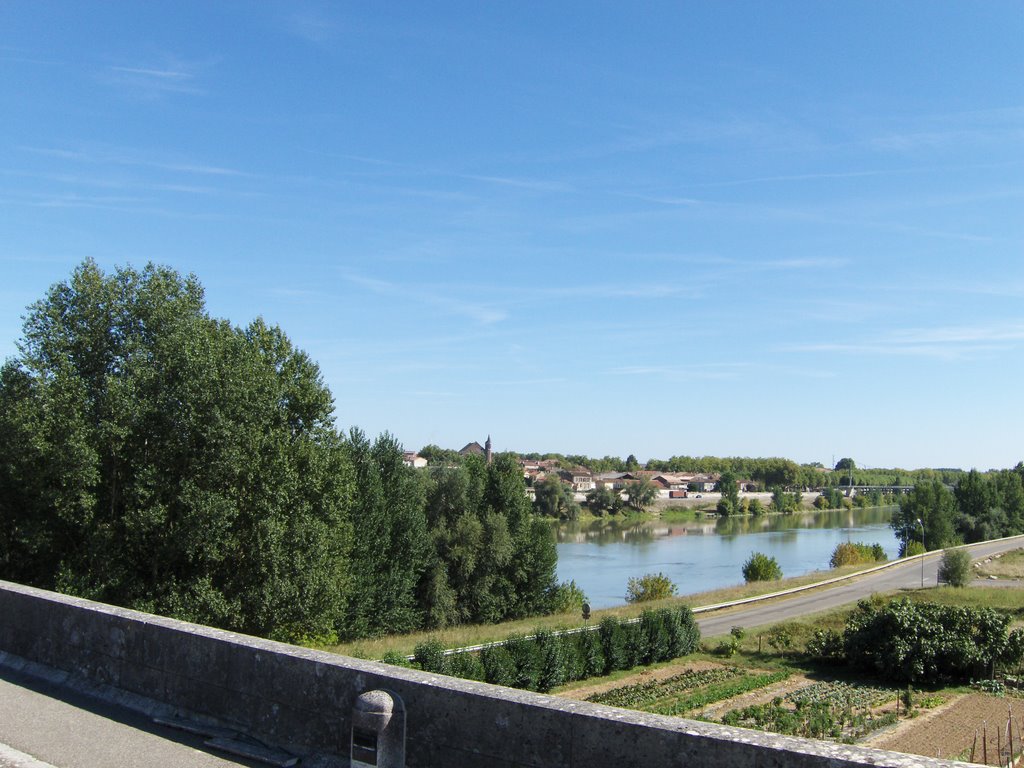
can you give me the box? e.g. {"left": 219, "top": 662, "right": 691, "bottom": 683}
{"left": 0, "top": 260, "right": 350, "bottom": 642}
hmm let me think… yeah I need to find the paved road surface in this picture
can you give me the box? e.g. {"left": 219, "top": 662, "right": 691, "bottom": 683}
{"left": 0, "top": 663, "right": 265, "bottom": 768}
{"left": 696, "top": 536, "right": 1024, "bottom": 639}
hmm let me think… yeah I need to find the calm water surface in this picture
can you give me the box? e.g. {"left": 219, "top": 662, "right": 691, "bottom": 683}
{"left": 555, "top": 507, "right": 897, "bottom": 608}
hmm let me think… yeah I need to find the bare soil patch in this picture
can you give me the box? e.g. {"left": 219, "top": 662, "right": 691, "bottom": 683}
{"left": 865, "top": 693, "right": 1024, "bottom": 764}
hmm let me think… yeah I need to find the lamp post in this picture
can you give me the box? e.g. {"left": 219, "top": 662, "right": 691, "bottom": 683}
{"left": 916, "top": 518, "right": 925, "bottom": 588}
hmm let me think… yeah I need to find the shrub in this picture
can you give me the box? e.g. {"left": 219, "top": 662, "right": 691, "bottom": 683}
{"left": 844, "top": 597, "right": 1024, "bottom": 683}
{"left": 623, "top": 622, "right": 647, "bottom": 668}
{"left": 481, "top": 644, "right": 516, "bottom": 686}
{"left": 938, "top": 548, "right": 972, "bottom": 587}
{"left": 640, "top": 610, "right": 670, "bottom": 664}
{"left": 577, "top": 628, "right": 605, "bottom": 678}
{"left": 767, "top": 625, "right": 793, "bottom": 653}
{"left": 445, "top": 651, "right": 484, "bottom": 681}
{"left": 830, "top": 542, "right": 888, "bottom": 568}
{"left": 814, "top": 494, "right": 830, "bottom": 510}
{"left": 413, "top": 638, "right": 447, "bottom": 673}
{"left": 505, "top": 635, "right": 541, "bottom": 691}
{"left": 748, "top": 498, "right": 764, "bottom": 516}
{"left": 904, "top": 540, "right": 926, "bottom": 557}
{"left": 671, "top": 606, "right": 701, "bottom": 656}
{"left": 599, "top": 617, "right": 626, "bottom": 674}
{"left": 534, "top": 630, "right": 566, "bottom": 692}
{"left": 742, "top": 552, "right": 782, "bottom": 582}
{"left": 805, "top": 629, "right": 844, "bottom": 663}
{"left": 548, "top": 579, "right": 588, "bottom": 614}
{"left": 626, "top": 572, "right": 678, "bottom": 603}
{"left": 380, "top": 650, "right": 412, "bottom": 667}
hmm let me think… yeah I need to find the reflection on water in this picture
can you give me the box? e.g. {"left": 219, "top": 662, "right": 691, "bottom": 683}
{"left": 555, "top": 507, "right": 897, "bottom": 609}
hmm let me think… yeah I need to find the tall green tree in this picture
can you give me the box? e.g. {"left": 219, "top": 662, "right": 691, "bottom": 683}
{"left": 0, "top": 260, "right": 352, "bottom": 641}
{"left": 624, "top": 478, "right": 658, "bottom": 512}
{"left": 717, "top": 469, "right": 739, "bottom": 515}
{"left": 343, "top": 429, "right": 429, "bottom": 638}
{"left": 891, "top": 479, "right": 959, "bottom": 554}
{"left": 533, "top": 475, "right": 579, "bottom": 520}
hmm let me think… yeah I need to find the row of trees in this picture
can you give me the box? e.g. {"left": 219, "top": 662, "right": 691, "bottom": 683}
{"left": 890, "top": 467, "right": 1024, "bottom": 554}
{"left": 0, "top": 261, "right": 562, "bottom": 643}
{"left": 403, "top": 606, "right": 700, "bottom": 693}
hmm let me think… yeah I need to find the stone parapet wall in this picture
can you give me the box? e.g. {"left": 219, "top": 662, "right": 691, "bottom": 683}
{"left": 0, "top": 580, "right": 957, "bottom": 767}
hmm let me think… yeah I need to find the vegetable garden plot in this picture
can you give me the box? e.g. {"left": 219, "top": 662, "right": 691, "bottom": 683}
{"left": 721, "top": 681, "right": 898, "bottom": 741}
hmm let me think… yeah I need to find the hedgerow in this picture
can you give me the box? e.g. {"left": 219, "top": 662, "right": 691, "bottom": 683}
{"left": 404, "top": 605, "right": 700, "bottom": 693}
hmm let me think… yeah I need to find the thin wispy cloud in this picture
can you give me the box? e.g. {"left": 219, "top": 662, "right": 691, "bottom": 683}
{"left": 608, "top": 363, "right": 748, "bottom": 381}
{"left": 458, "top": 174, "right": 574, "bottom": 193}
{"left": 288, "top": 12, "right": 339, "bottom": 45}
{"left": 344, "top": 274, "right": 508, "bottom": 325}
{"left": 789, "top": 322, "right": 1024, "bottom": 361}
{"left": 22, "top": 146, "right": 252, "bottom": 178}
{"left": 98, "top": 57, "right": 208, "bottom": 98}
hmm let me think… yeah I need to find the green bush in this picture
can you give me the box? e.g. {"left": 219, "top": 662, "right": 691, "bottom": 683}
{"left": 380, "top": 650, "right": 412, "bottom": 667}
{"left": 805, "top": 629, "right": 844, "bottom": 663}
{"left": 639, "top": 610, "right": 669, "bottom": 664}
{"left": 472, "top": 605, "right": 702, "bottom": 693}
{"left": 577, "top": 628, "right": 606, "bottom": 678}
{"left": 622, "top": 622, "right": 647, "bottom": 668}
{"left": 445, "top": 651, "right": 484, "bottom": 681}
{"left": 506, "top": 634, "right": 542, "bottom": 691}
{"left": 938, "top": 548, "right": 972, "bottom": 587}
{"left": 548, "top": 579, "right": 588, "bottom": 614}
{"left": 904, "top": 540, "right": 926, "bottom": 557}
{"left": 662, "top": 607, "right": 699, "bottom": 658}
{"left": 413, "top": 638, "right": 447, "bottom": 673}
{"left": 599, "top": 616, "right": 626, "bottom": 674}
{"left": 534, "top": 630, "right": 566, "bottom": 692}
{"left": 829, "top": 542, "right": 888, "bottom": 568}
{"left": 481, "top": 643, "right": 516, "bottom": 686}
{"left": 625, "top": 572, "right": 678, "bottom": 603}
{"left": 844, "top": 597, "right": 1024, "bottom": 683}
{"left": 742, "top": 552, "right": 782, "bottom": 582}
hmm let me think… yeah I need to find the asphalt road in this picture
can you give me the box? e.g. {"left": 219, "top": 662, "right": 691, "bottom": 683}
{"left": 695, "top": 535, "right": 1024, "bottom": 639}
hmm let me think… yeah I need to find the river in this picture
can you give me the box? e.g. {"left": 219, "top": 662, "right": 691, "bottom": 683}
{"left": 555, "top": 506, "right": 898, "bottom": 609}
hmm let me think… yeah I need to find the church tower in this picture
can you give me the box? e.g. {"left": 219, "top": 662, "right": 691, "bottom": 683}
{"left": 485, "top": 435, "right": 492, "bottom": 465}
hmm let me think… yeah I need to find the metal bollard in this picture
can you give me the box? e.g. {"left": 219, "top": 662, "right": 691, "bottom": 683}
{"left": 351, "top": 689, "right": 406, "bottom": 768}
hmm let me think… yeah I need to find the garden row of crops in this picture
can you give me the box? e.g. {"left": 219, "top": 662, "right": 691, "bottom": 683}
{"left": 648, "top": 669, "right": 792, "bottom": 716}
{"left": 720, "top": 681, "right": 897, "bottom": 741}
{"left": 586, "top": 666, "right": 745, "bottom": 708}
{"left": 585, "top": 665, "right": 791, "bottom": 717}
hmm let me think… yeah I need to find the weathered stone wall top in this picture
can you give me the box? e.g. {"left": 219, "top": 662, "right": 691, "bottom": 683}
{"left": 0, "top": 580, "right": 963, "bottom": 767}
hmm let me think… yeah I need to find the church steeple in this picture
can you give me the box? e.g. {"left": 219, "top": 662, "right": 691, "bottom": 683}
{"left": 485, "top": 435, "right": 492, "bottom": 465}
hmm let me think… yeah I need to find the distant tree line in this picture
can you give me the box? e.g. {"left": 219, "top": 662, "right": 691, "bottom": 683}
{"left": 0, "top": 261, "right": 562, "bottom": 644}
{"left": 434, "top": 450, "right": 968, "bottom": 493}
{"left": 890, "top": 467, "right": 1024, "bottom": 554}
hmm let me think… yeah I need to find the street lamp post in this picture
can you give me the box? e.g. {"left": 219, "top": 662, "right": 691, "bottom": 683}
{"left": 916, "top": 518, "right": 926, "bottom": 588}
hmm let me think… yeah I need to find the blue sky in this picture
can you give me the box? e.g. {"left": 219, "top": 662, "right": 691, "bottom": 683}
{"left": 2, "top": 2, "right": 1023, "bottom": 470}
